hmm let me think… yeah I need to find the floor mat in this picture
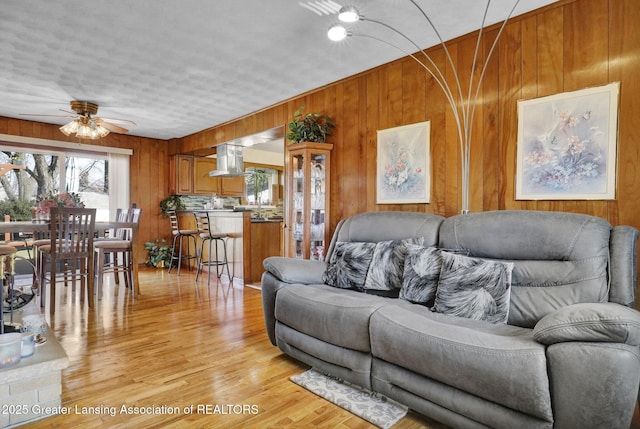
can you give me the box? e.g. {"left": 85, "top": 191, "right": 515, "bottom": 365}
{"left": 291, "top": 368, "right": 408, "bottom": 429}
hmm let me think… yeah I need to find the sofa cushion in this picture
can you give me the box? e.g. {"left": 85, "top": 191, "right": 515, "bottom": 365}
{"left": 509, "top": 257, "right": 609, "bottom": 328}
{"left": 322, "top": 241, "right": 376, "bottom": 290}
{"left": 433, "top": 252, "right": 514, "bottom": 323}
{"left": 275, "top": 284, "right": 389, "bottom": 352}
{"left": 399, "top": 245, "right": 441, "bottom": 306}
{"left": 370, "top": 303, "right": 552, "bottom": 422}
{"left": 363, "top": 239, "right": 409, "bottom": 294}
{"left": 439, "top": 210, "right": 612, "bottom": 328}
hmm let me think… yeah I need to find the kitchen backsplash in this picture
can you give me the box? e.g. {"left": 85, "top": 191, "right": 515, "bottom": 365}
{"left": 178, "top": 195, "right": 284, "bottom": 219}
{"left": 179, "top": 195, "right": 239, "bottom": 210}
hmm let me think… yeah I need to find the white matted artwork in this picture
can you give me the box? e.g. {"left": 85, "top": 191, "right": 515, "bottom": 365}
{"left": 516, "top": 82, "right": 619, "bottom": 200}
{"left": 376, "top": 121, "right": 430, "bottom": 204}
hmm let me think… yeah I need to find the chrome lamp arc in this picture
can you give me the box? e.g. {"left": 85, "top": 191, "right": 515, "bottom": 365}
{"left": 328, "top": 1, "right": 522, "bottom": 214}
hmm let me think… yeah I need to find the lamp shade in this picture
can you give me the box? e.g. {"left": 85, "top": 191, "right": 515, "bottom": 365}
{"left": 59, "top": 119, "right": 80, "bottom": 136}
{"left": 327, "top": 24, "right": 349, "bottom": 41}
{"left": 338, "top": 6, "right": 360, "bottom": 23}
{"left": 59, "top": 117, "right": 110, "bottom": 139}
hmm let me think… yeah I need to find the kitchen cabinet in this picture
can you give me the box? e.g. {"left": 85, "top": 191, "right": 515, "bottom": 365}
{"left": 169, "top": 154, "right": 194, "bottom": 194}
{"left": 220, "top": 174, "right": 245, "bottom": 197}
{"left": 285, "top": 142, "right": 332, "bottom": 260}
{"left": 194, "top": 157, "right": 220, "bottom": 195}
{"left": 170, "top": 155, "right": 245, "bottom": 197}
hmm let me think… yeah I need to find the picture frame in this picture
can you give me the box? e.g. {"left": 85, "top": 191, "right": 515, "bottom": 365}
{"left": 515, "top": 82, "right": 619, "bottom": 200}
{"left": 376, "top": 121, "right": 430, "bottom": 204}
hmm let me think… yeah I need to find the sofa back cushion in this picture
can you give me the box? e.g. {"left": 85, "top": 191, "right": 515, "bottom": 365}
{"left": 439, "top": 210, "right": 612, "bottom": 328}
{"left": 326, "top": 211, "right": 445, "bottom": 260}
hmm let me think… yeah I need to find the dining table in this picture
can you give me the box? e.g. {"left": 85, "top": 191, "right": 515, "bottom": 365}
{"left": 0, "top": 219, "right": 141, "bottom": 298}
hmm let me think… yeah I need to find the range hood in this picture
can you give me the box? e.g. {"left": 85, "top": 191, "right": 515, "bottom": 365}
{"left": 209, "top": 144, "right": 245, "bottom": 177}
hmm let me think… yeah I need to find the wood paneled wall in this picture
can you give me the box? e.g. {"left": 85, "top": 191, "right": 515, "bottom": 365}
{"left": 181, "top": 0, "right": 640, "bottom": 236}
{"left": 2, "top": 0, "right": 638, "bottom": 265}
{"left": 0, "top": 117, "right": 172, "bottom": 257}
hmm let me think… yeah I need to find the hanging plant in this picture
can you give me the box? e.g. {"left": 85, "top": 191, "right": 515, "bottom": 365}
{"left": 286, "top": 105, "right": 336, "bottom": 143}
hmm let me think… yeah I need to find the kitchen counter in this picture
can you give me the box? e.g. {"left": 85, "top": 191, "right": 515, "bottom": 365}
{"left": 173, "top": 210, "right": 283, "bottom": 285}
{"left": 245, "top": 219, "right": 283, "bottom": 285}
{"left": 175, "top": 210, "right": 249, "bottom": 282}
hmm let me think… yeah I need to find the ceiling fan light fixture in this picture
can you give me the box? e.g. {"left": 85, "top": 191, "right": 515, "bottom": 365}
{"left": 59, "top": 105, "right": 111, "bottom": 139}
{"left": 75, "top": 121, "right": 94, "bottom": 139}
{"left": 59, "top": 119, "right": 80, "bottom": 136}
{"left": 95, "top": 124, "right": 110, "bottom": 138}
{"left": 328, "top": 24, "right": 350, "bottom": 41}
{"left": 338, "top": 6, "right": 361, "bottom": 23}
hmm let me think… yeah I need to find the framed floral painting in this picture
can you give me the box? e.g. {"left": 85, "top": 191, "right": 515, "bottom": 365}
{"left": 376, "top": 121, "right": 430, "bottom": 204}
{"left": 516, "top": 82, "right": 619, "bottom": 200}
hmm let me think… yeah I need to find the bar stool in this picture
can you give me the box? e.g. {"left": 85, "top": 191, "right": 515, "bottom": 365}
{"left": 0, "top": 245, "right": 17, "bottom": 334}
{"left": 167, "top": 210, "right": 198, "bottom": 275}
{"left": 194, "top": 211, "right": 232, "bottom": 286}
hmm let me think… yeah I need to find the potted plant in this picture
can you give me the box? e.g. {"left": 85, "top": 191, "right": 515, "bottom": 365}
{"left": 286, "top": 105, "right": 336, "bottom": 144}
{"left": 144, "top": 239, "right": 172, "bottom": 268}
{"left": 159, "top": 195, "right": 185, "bottom": 216}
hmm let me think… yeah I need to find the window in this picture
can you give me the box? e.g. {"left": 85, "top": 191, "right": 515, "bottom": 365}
{"left": 1, "top": 142, "right": 129, "bottom": 221}
{"left": 245, "top": 167, "right": 278, "bottom": 205}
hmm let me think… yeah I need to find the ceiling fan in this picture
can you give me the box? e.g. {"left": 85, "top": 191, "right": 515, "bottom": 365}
{"left": 21, "top": 100, "right": 136, "bottom": 140}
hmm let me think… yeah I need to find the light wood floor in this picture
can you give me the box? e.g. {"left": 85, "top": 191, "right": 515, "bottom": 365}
{"left": 17, "top": 267, "right": 445, "bottom": 429}
{"left": 16, "top": 267, "right": 640, "bottom": 429}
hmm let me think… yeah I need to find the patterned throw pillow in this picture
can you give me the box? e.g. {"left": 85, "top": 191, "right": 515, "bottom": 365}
{"left": 399, "top": 245, "right": 442, "bottom": 306}
{"left": 433, "top": 252, "right": 514, "bottom": 323}
{"left": 363, "top": 239, "right": 411, "bottom": 293}
{"left": 322, "top": 242, "right": 376, "bottom": 290}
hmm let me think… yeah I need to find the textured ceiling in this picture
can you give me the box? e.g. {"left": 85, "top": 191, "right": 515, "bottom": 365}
{"left": 0, "top": 0, "right": 557, "bottom": 140}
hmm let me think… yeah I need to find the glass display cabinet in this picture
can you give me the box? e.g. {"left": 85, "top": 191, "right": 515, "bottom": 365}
{"left": 286, "top": 142, "right": 333, "bottom": 260}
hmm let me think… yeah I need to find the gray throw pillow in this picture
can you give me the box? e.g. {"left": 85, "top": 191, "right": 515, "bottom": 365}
{"left": 322, "top": 242, "right": 376, "bottom": 290}
{"left": 363, "top": 239, "right": 411, "bottom": 293}
{"left": 433, "top": 252, "right": 514, "bottom": 323}
{"left": 399, "top": 245, "right": 442, "bottom": 306}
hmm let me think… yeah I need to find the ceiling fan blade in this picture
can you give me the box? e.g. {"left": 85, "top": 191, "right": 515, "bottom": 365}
{"left": 19, "top": 113, "right": 77, "bottom": 119}
{"left": 95, "top": 119, "right": 129, "bottom": 134}
{"left": 95, "top": 116, "right": 137, "bottom": 126}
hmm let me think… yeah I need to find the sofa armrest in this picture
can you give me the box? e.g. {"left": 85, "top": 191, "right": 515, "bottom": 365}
{"left": 263, "top": 256, "right": 327, "bottom": 285}
{"left": 533, "top": 302, "right": 640, "bottom": 346}
{"left": 261, "top": 257, "right": 327, "bottom": 346}
{"left": 609, "top": 225, "right": 639, "bottom": 307}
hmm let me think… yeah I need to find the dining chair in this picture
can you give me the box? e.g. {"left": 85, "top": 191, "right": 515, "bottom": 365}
{"left": 194, "top": 211, "right": 232, "bottom": 286}
{"left": 30, "top": 218, "right": 52, "bottom": 299}
{"left": 167, "top": 210, "right": 197, "bottom": 275}
{"left": 94, "top": 208, "right": 142, "bottom": 297}
{"left": 38, "top": 207, "right": 96, "bottom": 312}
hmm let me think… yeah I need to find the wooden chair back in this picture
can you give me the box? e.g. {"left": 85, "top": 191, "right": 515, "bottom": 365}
{"left": 48, "top": 207, "right": 97, "bottom": 259}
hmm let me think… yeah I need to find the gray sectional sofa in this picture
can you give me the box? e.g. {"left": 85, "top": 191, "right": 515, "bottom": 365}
{"left": 261, "top": 210, "right": 640, "bottom": 429}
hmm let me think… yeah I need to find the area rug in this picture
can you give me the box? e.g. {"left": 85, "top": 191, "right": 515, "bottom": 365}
{"left": 290, "top": 369, "right": 408, "bottom": 429}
